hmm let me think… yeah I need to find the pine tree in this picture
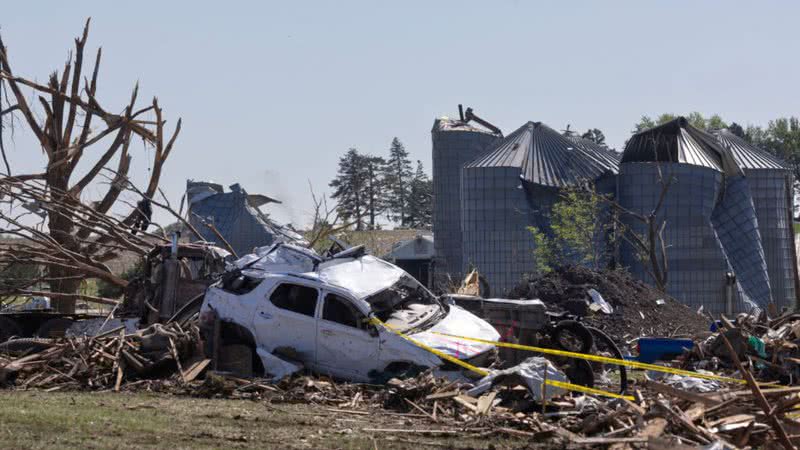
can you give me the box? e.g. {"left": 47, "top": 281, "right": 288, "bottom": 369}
{"left": 329, "top": 148, "right": 368, "bottom": 230}
{"left": 406, "top": 160, "right": 433, "bottom": 229}
{"left": 363, "top": 155, "right": 386, "bottom": 229}
{"left": 384, "top": 137, "right": 413, "bottom": 226}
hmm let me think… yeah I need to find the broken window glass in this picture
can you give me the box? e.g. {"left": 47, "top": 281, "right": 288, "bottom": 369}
{"left": 365, "top": 275, "right": 443, "bottom": 332}
{"left": 322, "top": 294, "right": 364, "bottom": 329}
{"left": 269, "top": 284, "right": 318, "bottom": 317}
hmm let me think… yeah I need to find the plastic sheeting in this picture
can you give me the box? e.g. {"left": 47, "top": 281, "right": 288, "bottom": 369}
{"left": 468, "top": 357, "right": 567, "bottom": 401}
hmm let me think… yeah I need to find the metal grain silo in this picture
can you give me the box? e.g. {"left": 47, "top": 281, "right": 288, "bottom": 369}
{"left": 619, "top": 118, "right": 772, "bottom": 314}
{"left": 714, "top": 130, "right": 799, "bottom": 310}
{"left": 462, "top": 122, "right": 618, "bottom": 295}
{"left": 431, "top": 117, "right": 500, "bottom": 286}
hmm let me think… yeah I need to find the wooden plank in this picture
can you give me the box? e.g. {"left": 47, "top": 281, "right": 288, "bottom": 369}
{"left": 452, "top": 396, "right": 478, "bottom": 412}
{"left": 684, "top": 403, "right": 706, "bottom": 422}
{"left": 181, "top": 358, "right": 211, "bottom": 382}
{"left": 720, "top": 332, "right": 795, "bottom": 450}
{"left": 425, "top": 390, "right": 459, "bottom": 401}
{"left": 476, "top": 392, "right": 497, "bottom": 416}
{"left": 609, "top": 418, "right": 667, "bottom": 450}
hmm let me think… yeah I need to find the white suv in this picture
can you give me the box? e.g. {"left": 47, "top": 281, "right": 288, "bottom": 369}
{"left": 200, "top": 243, "right": 499, "bottom": 382}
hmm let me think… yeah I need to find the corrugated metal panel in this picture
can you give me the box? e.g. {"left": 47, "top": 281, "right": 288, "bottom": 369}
{"left": 622, "top": 117, "right": 729, "bottom": 173}
{"left": 566, "top": 136, "right": 622, "bottom": 162}
{"left": 713, "top": 129, "right": 789, "bottom": 170}
{"left": 466, "top": 121, "right": 619, "bottom": 187}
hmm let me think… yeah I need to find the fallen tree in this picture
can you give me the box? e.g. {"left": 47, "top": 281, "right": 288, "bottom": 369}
{"left": 0, "top": 19, "right": 181, "bottom": 312}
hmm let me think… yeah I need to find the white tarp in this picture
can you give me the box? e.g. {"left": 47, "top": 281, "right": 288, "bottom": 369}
{"left": 468, "top": 357, "right": 567, "bottom": 401}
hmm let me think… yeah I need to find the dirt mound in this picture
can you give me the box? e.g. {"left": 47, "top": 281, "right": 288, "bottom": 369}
{"left": 507, "top": 266, "right": 710, "bottom": 342}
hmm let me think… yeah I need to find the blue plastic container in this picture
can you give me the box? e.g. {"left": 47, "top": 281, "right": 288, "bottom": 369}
{"left": 636, "top": 337, "right": 694, "bottom": 363}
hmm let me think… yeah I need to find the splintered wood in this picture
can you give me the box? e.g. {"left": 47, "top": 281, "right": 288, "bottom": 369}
{"left": 0, "top": 321, "right": 198, "bottom": 391}
{"left": 3, "top": 316, "right": 800, "bottom": 448}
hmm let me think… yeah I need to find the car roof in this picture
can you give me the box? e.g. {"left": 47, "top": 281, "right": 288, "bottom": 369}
{"left": 231, "top": 243, "right": 406, "bottom": 299}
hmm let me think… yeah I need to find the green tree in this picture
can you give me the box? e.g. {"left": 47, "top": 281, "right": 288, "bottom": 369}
{"left": 633, "top": 112, "right": 728, "bottom": 132}
{"left": 528, "top": 187, "right": 606, "bottom": 272}
{"left": 363, "top": 155, "right": 386, "bottom": 230}
{"left": 384, "top": 137, "right": 413, "bottom": 226}
{"left": 329, "top": 148, "right": 368, "bottom": 231}
{"left": 405, "top": 160, "right": 433, "bottom": 229}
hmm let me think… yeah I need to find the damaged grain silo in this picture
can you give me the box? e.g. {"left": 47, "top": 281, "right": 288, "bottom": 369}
{"left": 618, "top": 118, "right": 773, "bottom": 314}
{"left": 461, "top": 121, "right": 618, "bottom": 295}
{"left": 713, "top": 130, "right": 799, "bottom": 309}
{"left": 431, "top": 111, "right": 501, "bottom": 286}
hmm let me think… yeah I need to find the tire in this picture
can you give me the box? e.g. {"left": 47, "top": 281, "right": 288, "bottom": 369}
{"left": 563, "top": 359, "right": 595, "bottom": 388}
{"left": 552, "top": 320, "right": 593, "bottom": 354}
{"left": 587, "top": 326, "right": 628, "bottom": 394}
{"left": 218, "top": 344, "right": 254, "bottom": 378}
{"left": 167, "top": 293, "right": 204, "bottom": 326}
{"left": 0, "top": 317, "right": 22, "bottom": 343}
{"left": 36, "top": 318, "right": 75, "bottom": 338}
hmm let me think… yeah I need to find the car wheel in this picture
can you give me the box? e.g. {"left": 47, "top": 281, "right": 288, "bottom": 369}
{"left": 552, "top": 320, "right": 593, "bottom": 354}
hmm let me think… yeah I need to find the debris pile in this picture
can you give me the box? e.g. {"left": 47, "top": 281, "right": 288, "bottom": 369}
{"left": 0, "top": 321, "right": 206, "bottom": 390}
{"left": 686, "top": 312, "right": 800, "bottom": 385}
{"left": 3, "top": 321, "right": 800, "bottom": 447}
{"left": 508, "top": 265, "right": 710, "bottom": 341}
{"left": 149, "top": 367, "right": 800, "bottom": 448}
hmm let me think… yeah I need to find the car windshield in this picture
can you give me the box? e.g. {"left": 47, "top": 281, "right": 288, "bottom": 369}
{"left": 365, "top": 275, "right": 443, "bottom": 332}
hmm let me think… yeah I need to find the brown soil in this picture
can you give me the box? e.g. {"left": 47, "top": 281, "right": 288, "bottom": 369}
{"left": 507, "top": 266, "right": 711, "bottom": 343}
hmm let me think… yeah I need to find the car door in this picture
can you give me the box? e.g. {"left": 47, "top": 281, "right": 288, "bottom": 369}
{"left": 316, "top": 291, "right": 380, "bottom": 381}
{"left": 253, "top": 281, "right": 320, "bottom": 368}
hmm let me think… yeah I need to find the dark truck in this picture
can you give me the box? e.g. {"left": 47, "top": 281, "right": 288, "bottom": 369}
{"left": 0, "top": 240, "right": 230, "bottom": 343}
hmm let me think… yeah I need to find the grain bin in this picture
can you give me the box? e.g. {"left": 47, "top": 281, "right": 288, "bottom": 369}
{"left": 431, "top": 117, "right": 500, "bottom": 286}
{"left": 714, "top": 129, "right": 798, "bottom": 310}
{"left": 619, "top": 118, "right": 772, "bottom": 314}
{"left": 462, "top": 122, "right": 618, "bottom": 295}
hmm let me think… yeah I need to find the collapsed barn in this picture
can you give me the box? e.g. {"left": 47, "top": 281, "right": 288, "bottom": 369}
{"left": 186, "top": 180, "right": 306, "bottom": 256}
{"left": 432, "top": 112, "right": 800, "bottom": 314}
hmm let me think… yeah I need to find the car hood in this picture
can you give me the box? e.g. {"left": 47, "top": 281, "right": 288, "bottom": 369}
{"left": 408, "top": 305, "right": 500, "bottom": 360}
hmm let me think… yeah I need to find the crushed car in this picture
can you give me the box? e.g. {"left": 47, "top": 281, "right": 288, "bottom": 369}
{"left": 199, "top": 243, "right": 500, "bottom": 382}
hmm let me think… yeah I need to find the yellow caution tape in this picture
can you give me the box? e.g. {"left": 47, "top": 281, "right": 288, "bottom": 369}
{"left": 367, "top": 317, "right": 490, "bottom": 377}
{"left": 429, "top": 331, "right": 748, "bottom": 385}
{"left": 369, "top": 318, "right": 634, "bottom": 401}
{"left": 545, "top": 379, "right": 633, "bottom": 400}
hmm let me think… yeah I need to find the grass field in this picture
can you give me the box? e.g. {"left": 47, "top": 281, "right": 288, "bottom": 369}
{"left": 0, "top": 391, "right": 531, "bottom": 450}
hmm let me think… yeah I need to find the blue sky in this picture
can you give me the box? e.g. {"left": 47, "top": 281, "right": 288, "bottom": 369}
{"left": 2, "top": 1, "right": 799, "bottom": 227}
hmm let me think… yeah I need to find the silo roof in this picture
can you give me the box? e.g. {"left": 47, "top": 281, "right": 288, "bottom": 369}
{"left": 622, "top": 117, "right": 741, "bottom": 176}
{"left": 465, "top": 121, "right": 619, "bottom": 188}
{"left": 713, "top": 129, "right": 789, "bottom": 170}
{"left": 432, "top": 117, "right": 501, "bottom": 135}
{"left": 566, "top": 135, "right": 622, "bottom": 163}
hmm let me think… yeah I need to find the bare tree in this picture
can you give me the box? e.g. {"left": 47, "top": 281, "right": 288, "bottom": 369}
{"left": 0, "top": 19, "right": 181, "bottom": 312}
{"left": 305, "top": 182, "right": 358, "bottom": 251}
{"left": 591, "top": 151, "right": 674, "bottom": 292}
